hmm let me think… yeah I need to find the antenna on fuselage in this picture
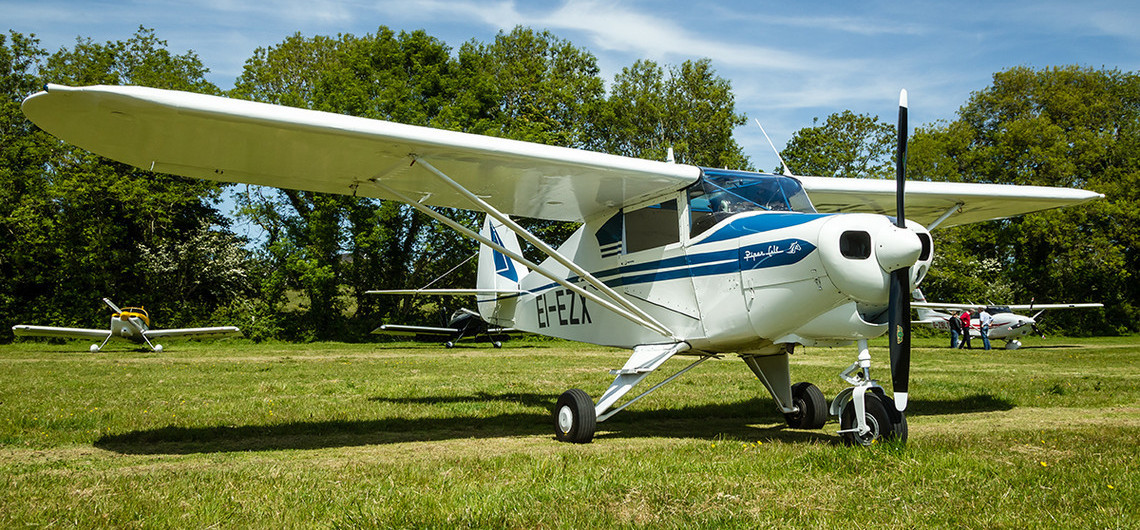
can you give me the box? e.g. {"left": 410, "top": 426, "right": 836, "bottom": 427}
{"left": 666, "top": 147, "right": 675, "bottom": 163}
{"left": 754, "top": 119, "right": 794, "bottom": 177}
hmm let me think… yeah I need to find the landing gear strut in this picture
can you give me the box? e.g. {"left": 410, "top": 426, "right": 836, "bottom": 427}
{"left": 831, "top": 339, "right": 907, "bottom": 446}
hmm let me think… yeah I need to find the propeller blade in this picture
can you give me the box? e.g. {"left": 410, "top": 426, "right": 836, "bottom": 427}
{"left": 888, "top": 269, "right": 911, "bottom": 410}
{"left": 888, "top": 89, "right": 911, "bottom": 412}
{"left": 102, "top": 298, "right": 123, "bottom": 314}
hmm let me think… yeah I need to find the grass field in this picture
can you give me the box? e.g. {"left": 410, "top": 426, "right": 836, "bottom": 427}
{"left": 2, "top": 335, "right": 1138, "bottom": 527}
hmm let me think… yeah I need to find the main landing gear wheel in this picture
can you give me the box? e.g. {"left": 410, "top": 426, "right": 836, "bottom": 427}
{"left": 784, "top": 382, "right": 827, "bottom": 429}
{"left": 840, "top": 392, "right": 904, "bottom": 446}
{"left": 554, "top": 389, "right": 596, "bottom": 443}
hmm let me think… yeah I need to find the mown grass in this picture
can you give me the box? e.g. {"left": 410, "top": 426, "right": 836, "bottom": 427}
{"left": 1, "top": 335, "right": 1137, "bottom": 527}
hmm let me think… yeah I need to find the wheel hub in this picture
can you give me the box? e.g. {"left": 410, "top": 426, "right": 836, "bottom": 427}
{"left": 856, "top": 413, "right": 881, "bottom": 445}
{"left": 557, "top": 405, "right": 574, "bottom": 434}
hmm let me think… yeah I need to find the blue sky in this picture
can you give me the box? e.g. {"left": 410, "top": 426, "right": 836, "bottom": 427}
{"left": 6, "top": 0, "right": 1140, "bottom": 172}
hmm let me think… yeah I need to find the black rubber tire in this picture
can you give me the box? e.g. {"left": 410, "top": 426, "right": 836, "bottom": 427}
{"left": 554, "top": 389, "right": 596, "bottom": 443}
{"left": 876, "top": 394, "right": 909, "bottom": 444}
{"left": 840, "top": 392, "right": 896, "bottom": 446}
{"left": 784, "top": 382, "right": 828, "bottom": 429}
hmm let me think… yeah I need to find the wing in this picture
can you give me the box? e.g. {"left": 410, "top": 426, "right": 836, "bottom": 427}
{"left": 143, "top": 327, "right": 242, "bottom": 340}
{"left": 371, "top": 324, "right": 459, "bottom": 337}
{"left": 1001, "top": 303, "right": 1103, "bottom": 310}
{"left": 12, "top": 325, "right": 109, "bottom": 340}
{"left": 21, "top": 84, "right": 700, "bottom": 223}
{"left": 912, "top": 302, "right": 982, "bottom": 311}
{"left": 797, "top": 176, "right": 1103, "bottom": 228}
{"left": 913, "top": 302, "right": 1103, "bottom": 311}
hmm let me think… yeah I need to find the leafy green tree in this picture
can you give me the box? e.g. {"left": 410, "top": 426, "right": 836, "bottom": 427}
{"left": 914, "top": 66, "right": 1138, "bottom": 333}
{"left": 462, "top": 26, "right": 606, "bottom": 148}
{"left": 230, "top": 29, "right": 486, "bottom": 339}
{"left": 1, "top": 28, "right": 234, "bottom": 338}
{"left": 0, "top": 31, "right": 53, "bottom": 335}
{"left": 781, "top": 110, "right": 895, "bottom": 178}
{"left": 602, "top": 58, "right": 750, "bottom": 169}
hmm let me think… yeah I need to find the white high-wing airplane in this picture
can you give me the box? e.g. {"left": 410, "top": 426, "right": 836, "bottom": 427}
{"left": 912, "top": 290, "right": 1103, "bottom": 349}
{"left": 21, "top": 84, "right": 1103, "bottom": 445}
{"left": 12, "top": 298, "right": 242, "bottom": 352}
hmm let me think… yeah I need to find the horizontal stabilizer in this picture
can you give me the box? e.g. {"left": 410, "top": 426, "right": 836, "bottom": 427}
{"left": 371, "top": 324, "right": 458, "bottom": 336}
{"left": 366, "top": 289, "right": 524, "bottom": 296}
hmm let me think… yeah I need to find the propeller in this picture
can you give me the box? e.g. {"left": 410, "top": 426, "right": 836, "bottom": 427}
{"left": 102, "top": 298, "right": 124, "bottom": 315}
{"left": 1030, "top": 309, "right": 1046, "bottom": 338}
{"left": 887, "top": 90, "right": 911, "bottom": 412}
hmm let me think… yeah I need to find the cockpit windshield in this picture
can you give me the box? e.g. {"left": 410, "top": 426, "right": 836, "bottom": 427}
{"left": 688, "top": 169, "right": 816, "bottom": 236}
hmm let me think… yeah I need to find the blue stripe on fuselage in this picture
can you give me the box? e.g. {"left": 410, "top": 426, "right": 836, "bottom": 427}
{"left": 519, "top": 212, "right": 827, "bottom": 297}
{"left": 694, "top": 212, "right": 831, "bottom": 245}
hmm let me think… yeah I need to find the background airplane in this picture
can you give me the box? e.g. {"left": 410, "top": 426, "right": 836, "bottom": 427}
{"left": 12, "top": 298, "right": 242, "bottom": 352}
{"left": 20, "top": 84, "right": 1103, "bottom": 445}
{"left": 912, "top": 290, "right": 1103, "bottom": 349}
{"left": 370, "top": 306, "right": 516, "bottom": 348}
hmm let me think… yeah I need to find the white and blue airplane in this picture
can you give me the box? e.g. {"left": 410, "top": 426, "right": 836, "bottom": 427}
{"left": 21, "top": 85, "right": 1102, "bottom": 445}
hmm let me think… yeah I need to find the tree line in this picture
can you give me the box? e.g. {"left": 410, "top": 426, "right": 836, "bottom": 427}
{"left": 2, "top": 26, "right": 1134, "bottom": 342}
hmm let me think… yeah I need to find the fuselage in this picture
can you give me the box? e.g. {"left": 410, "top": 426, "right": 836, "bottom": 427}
{"left": 924, "top": 311, "right": 1037, "bottom": 341}
{"left": 109, "top": 307, "right": 151, "bottom": 343}
{"left": 502, "top": 169, "right": 932, "bottom": 353}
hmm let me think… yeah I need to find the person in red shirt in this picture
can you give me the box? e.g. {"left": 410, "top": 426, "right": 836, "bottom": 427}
{"left": 958, "top": 311, "right": 973, "bottom": 349}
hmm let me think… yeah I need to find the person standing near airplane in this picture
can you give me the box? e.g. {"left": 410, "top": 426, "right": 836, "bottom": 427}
{"left": 948, "top": 309, "right": 962, "bottom": 348}
{"left": 959, "top": 311, "right": 973, "bottom": 349}
{"left": 979, "top": 308, "right": 993, "bottom": 350}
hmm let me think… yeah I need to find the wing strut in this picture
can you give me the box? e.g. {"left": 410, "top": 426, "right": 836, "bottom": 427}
{"left": 396, "top": 156, "right": 676, "bottom": 339}
{"left": 926, "top": 202, "right": 964, "bottom": 231}
{"left": 370, "top": 179, "right": 675, "bottom": 339}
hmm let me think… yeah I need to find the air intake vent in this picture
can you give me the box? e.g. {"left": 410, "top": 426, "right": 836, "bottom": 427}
{"left": 840, "top": 231, "right": 871, "bottom": 259}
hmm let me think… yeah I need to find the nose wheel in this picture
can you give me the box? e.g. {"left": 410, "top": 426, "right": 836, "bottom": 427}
{"left": 839, "top": 392, "right": 906, "bottom": 446}
{"left": 833, "top": 339, "right": 908, "bottom": 446}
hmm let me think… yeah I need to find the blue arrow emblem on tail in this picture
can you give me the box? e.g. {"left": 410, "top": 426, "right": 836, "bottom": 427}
{"left": 489, "top": 224, "right": 518, "bottom": 282}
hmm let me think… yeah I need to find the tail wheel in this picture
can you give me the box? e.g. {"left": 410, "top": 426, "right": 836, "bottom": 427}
{"left": 554, "top": 389, "right": 596, "bottom": 443}
{"left": 840, "top": 392, "right": 901, "bottom": 446}
{"left": 784, "top": 382, "right": 827, "bottom": 429}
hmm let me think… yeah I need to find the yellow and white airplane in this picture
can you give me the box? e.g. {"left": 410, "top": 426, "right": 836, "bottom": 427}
{"left": 21, "top": 85, "right": 1102, "bottom": 444}
{"left": 12, "top": 298, "right": 242, "bottom": 352}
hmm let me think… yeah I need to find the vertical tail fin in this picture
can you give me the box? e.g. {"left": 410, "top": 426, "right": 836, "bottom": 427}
{"left": 912, "top": 288, "right": 938, "bottom": 321}
{"left": 477, "top": 215, "right": 529, "bottom": 324}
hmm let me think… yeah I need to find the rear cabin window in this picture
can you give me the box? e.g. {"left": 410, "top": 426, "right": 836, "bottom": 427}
{"left": 624, "top": 199, "right": 679, "bottom": 253}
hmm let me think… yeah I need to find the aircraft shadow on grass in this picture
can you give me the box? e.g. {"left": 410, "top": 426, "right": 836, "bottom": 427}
{"left": 93, "top": 392, "right": 1013, "bottom": 455}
